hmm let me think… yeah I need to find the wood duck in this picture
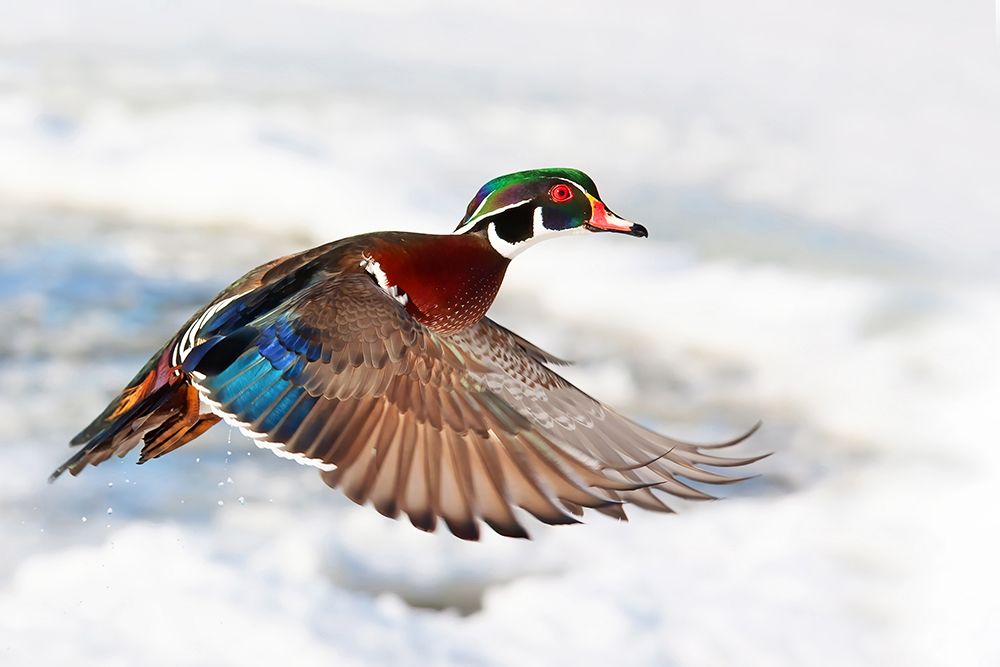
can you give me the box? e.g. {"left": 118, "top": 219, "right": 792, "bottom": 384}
{"left": 53, "top": 168, "right": 761, "bottom": 540}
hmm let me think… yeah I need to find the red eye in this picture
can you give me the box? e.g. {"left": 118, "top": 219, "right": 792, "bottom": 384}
{"left": 549, "top": 184, "right": 573, "bottom": 203}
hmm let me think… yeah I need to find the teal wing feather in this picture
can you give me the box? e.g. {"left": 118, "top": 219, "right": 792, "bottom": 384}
{"left": 56, "top": 243, "right": 339, "bottom": 479}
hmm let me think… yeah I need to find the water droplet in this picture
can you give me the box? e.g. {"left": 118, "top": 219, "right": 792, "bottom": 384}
{"left": 196, "top": 457, "right": 201, "bottom": 463}
{"left": 107, "top": 482, "right": 114, "bottom": 487}
{"left": 106, "top": 507, "right": 113, "bottom": 515}
{"left": 81, "top": 516, "right": 87, "bottom": 523}
{"left": 227, "top": 451, "right": 232, "bottom": 456}
{"left": 217, "top": 500, "right": 224, "bottom": 506}
{"left": 217, "top": 481, "right": 224, "bottom": 487}
{"left": 226, "top": 477, "right": 233, "bottom": 484}
{"left": 238, "top": 496, "right": 246, "bottom": 505}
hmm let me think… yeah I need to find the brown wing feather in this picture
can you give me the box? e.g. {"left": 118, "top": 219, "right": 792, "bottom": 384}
{"left": 194, "top": 273, "right": 760, "bottom": 540}
{"left": 449, "top": 322, "right": 763, "bottom": 500}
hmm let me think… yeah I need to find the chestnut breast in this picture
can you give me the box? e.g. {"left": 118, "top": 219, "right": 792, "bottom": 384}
{"left": 364, "top": 233, "right": 510, "bottom": 334}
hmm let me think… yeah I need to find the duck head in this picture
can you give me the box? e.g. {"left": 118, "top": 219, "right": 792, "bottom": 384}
{"left": 454, "top": 168, "right": 647, "bottom": 258}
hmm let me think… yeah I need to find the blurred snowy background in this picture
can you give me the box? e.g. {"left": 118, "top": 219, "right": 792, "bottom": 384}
{"left": 1, "top": 1, "right": 999, "bottom": 665}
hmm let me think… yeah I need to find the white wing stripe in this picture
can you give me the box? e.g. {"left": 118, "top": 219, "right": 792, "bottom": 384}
{"left": 171, "top": 292, "right": 249, "bottom": 366}
{"left": 191, "top": 377, "right": 337, "bottom": 471}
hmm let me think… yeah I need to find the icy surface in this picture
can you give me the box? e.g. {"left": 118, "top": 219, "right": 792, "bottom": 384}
{"left": 1, "top": 1, "right": 999, "bottom": 666}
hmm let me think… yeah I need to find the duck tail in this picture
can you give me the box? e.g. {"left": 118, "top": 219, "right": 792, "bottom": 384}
{"left": 51, "top": 344, "right": 219, "bottom": 482}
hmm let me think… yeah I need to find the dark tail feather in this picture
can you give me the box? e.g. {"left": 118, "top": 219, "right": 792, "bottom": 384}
{"left": 51, "top": 381, "right": 176, "bottom": 481}
{"left": 53, "top": 375, "right": 217, "bottom": 482}
{"left": 69, "top": 338, "right": 181, "bottom": 447}
{"left": 54, "top": 330, "right": 257, "bottom": 482}
{"left": 137, "top": 384, "right": 220, "bottom": 463}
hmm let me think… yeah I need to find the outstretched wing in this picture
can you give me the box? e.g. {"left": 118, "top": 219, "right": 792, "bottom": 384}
{"left": 450, "top": 323, "right": 763, "bottom": 515}
{"left": 188, "top": 272, "right": 761, "bottom": 540}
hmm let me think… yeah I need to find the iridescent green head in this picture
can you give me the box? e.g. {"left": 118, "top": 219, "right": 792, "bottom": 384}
{"left": 454, "top": 168, "right": 647, "bottom": 258}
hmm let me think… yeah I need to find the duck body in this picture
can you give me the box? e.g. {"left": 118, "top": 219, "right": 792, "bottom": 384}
{"left": 54, "top": 168, "right": 760, "bottom": 540}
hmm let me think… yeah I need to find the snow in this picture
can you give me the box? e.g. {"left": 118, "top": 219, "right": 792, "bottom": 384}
{"left": 1, "top": 1, "right": 999, "bottom": 665}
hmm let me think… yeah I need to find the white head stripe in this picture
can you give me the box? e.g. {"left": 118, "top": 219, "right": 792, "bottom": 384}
{"left": 454, "top": 197, "right": 534, "bottom": 235}
{"left": 461, "top": 189, "right": 495, "bottom": 228}
{"left": 455, "top": 175, "right": 597, "bottom": 236}
{"left": 556, "top": 177, "right": 596, "bottom": 199}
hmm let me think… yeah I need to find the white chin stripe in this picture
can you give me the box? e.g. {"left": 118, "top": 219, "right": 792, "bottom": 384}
{"left": 486, "top": 206, "right": 587, "bottom": 259}
{"left": 191, "top": 380, "right": 337, "bottom": 471}
{"left": 360, "top": 254, "right": 408, "bottom": 306}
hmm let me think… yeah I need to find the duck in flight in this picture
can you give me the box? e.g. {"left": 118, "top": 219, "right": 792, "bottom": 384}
{"left": 52, "top": 168, "right": 762, "bottom": 540}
